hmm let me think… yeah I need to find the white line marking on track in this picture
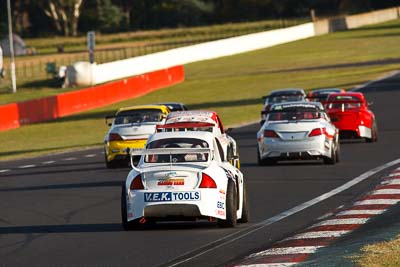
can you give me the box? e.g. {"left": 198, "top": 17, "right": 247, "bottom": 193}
{"left": 42, "top": 161, "right": 56, "bottom": 164}
{"left": 84, "top": 154, "right": 96, "bottom": 158}
{"left": 286, "top": 230, "right": 350, "bottom": 240}
{"left": 372, "top": 189, "right": 400, "bottom": 195}
{"left": 62, "top": 157, "right": 77, "bottom": 161}
{"left": 338, "top": 209, "right": 385, "bottom": 215}
{"left": 313, "top": 218, "right": 369, "bottom": 226}
{"left": 249, "top": 246, "right": 322, "bottom": 257}
{"left": 0, "top": 169, "right": 11, "bottom": 173}
{"left": 238, "top": 263, "right": 297, "bottom": 267}
{"left": 355, "top": 199, "right": 400, "bottom": 205}
{"left": 18, "top": 165, "right": 36, "bottom": 169}
{"left": 166, "top": 158, "right": 400, "bottom": 267}
{"left": 384, "top": 180, "right": 400, "bottom": 185}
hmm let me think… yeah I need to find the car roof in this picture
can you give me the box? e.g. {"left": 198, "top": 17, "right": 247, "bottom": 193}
{"left": 310, "top": 88, "right": 343, "bottom": 94}
{"left": 326, "top": 92, "right": 365, "bottom": 102}
{"left": 117, "top": 105, "right": 170, "bottom": 113}
{"left": 147, "top": 131, "right": 216, "bottom": 146}
{"left": 269, "top": 88, "right": 306, "bottom": 96}
{"left": 165, "top": 110, "right": 218, "bottom": 125}
{"left": 270, "top": 101, "right": 324, "bottom": 111}
{"left": 152, "top": 102, "right": 187, "bottom": 111}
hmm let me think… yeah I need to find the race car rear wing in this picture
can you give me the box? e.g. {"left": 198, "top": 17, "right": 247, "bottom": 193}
{"left": 130, "top": 148, "right": 210, "bottom": 156}
{"left": 129, "top": 148, "right": 211, "bottom": 170}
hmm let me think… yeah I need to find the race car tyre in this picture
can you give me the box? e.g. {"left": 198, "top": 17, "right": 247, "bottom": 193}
{"left": 257, "top": 147, "right": 275, "bottom": 166}
{"left": 105, "top": 150, "right": 117, "bottom": 169}
{"left": 218, "top": 180, "right": 237, "bottom": 228}
{"left": 238, "top": 181, "right": 249, "bottom": 223}
{"left": 121, "top": 185, "right": 140, "bottom": 230}
{"left": 366, "top": 120, "right": 378, "bottom": 143}
{"left": 323, "top": 144, "right": 336, "bottom": 165}
{"left": 264, "top": 158, "right": 277, "bottom": 166}
{"left": 335, "top": 142, "right": 341, "bottom": 163}
{"left": 257, "top": 148, "right": 265, "bottom": 166}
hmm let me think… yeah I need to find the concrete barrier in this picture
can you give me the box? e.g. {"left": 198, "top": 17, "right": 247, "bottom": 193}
{"left": 92, "top": 23, "right": 316, "bottom": 85}
{"left": 314, "top": 6, "right": 400, "bottom": 35}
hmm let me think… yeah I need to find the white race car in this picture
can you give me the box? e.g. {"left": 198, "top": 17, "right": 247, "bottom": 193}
{"left": 157, "top": 110, "right": 241, "bottom": 168}
{"left": 257, "top": 101, "right": 340, "bottom": 165}
{"left": 121, "top": 131, "right": 249, "bottom": 229}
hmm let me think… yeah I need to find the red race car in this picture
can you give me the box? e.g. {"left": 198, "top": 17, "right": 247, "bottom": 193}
{"left": 325, "top": 92, "right": 378, "bottom": 142}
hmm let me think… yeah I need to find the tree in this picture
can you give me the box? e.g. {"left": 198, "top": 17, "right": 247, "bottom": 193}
{"left": 96, "top": 0, "right": 122, "bottom": 32}
{"left": 41, "top": 0, "right": 84, "bottom": 36}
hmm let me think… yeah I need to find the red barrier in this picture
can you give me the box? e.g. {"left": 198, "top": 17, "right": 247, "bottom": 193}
{"left": 0, "top": 103, "right": 20, "bottom": 131}
{"left": 0, "top": 65, "right": 185, "bottom": 132}
{"left": 57, "top": 65, "right": 184, "bottom": 117}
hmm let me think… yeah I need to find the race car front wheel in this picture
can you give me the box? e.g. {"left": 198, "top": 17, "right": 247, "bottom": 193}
{"left": 218, "top": 180, "right": 237, "bottom": 228}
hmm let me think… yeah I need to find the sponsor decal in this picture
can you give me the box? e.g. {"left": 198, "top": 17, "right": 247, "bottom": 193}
{"left": 157, "top": 178, "right": 185, "bottom": 186}
{"left": 217, "top": 201, "right": 225, "bottom": 210}
{"left": 274, "top": 103, "right": 318, "bottom": 110}
{"left": 216, "top": 210, "right": 225, "bottom": 216}
{"left": 144, "top": 191, "right": 200, "bottom": 202}
{"left": 127, "top": 212, "right": 133, "bottom": 219}
{"left": 219, "top": 189, "right": 226, "bottom": 195}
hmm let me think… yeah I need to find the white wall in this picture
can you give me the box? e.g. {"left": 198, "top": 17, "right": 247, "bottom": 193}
{"left": 92, "top": 23, "right": 315, "bottom": 85}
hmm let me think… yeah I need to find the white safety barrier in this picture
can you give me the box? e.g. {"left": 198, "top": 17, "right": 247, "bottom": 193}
{"left": 91, "top": 23, "right": 315, "bottom": 85}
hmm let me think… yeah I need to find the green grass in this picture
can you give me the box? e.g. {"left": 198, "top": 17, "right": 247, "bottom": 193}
{"left": 1, "top": 19, "right": 400, "bottom": 160}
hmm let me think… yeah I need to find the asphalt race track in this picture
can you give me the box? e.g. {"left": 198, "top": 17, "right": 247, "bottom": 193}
{"left": 1, "top": 74, "right": 400, "bottom": 267}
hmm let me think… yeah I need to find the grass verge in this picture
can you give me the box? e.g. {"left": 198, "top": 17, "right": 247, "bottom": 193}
{"left": 353, "top": 236, "right": 400, "bottom": 266}
{"left": 1, "top": 19, "right": 400, "bottom": 161}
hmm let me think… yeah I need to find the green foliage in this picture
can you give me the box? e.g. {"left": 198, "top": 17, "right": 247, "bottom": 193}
{"left": 96, "top": 0, "right": 123, "bottom": 32}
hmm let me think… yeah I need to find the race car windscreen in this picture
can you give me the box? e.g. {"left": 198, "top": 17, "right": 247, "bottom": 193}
{"left": 326, "top": 96, "right": 362, "bottom": 110}
{"left": 266, "top": 94, "right": 304, "bottom": 105}
{"left": 114, "top": 109, "right": 164, "bottom": 124}
{"left": 268, "top": 105, "right": 320, "bottom": 121}
{"left": 326, "top": 102, "right": 362, "bottom": 110}
{"left": 145, "top": 138, "right": 209, "bottom": 163}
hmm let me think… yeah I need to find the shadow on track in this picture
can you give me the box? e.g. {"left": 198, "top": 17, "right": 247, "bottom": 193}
{"left": 0, "top": 181, "right": 123, "bottom": 192}
{"left": 0, "top": 221, "right": 223, "bottom": 234}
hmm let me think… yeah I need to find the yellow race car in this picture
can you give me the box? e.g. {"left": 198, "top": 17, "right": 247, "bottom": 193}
{"left": 104, "top": 105, "right": 170, "bottom": 168}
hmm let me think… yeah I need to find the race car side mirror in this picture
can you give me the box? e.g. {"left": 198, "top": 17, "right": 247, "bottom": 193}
{"left": 226, "top": 128, "right": 234, "bottom": 134}
{"left": 368, "top": 101, "right": 374, "bottom": 106}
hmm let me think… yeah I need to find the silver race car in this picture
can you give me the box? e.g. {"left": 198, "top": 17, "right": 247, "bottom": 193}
{"left": 257, "top": 102, "right": 340, "bottom": 165}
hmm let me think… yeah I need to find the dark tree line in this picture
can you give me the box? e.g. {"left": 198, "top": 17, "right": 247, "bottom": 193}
{"left": 0, "top": 0, "right": 399, "bottom": 37}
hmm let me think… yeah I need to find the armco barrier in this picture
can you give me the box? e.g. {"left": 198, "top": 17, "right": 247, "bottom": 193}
{"left": 0, "top": 65, "right": 184, "bottom": 131}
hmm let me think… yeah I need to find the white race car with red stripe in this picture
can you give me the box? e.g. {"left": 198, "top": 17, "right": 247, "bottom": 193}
{"left": 157, "top": 110, "right": 240, "bottom": 168}
{"left": 257, "top": 102, "right": 340, "bottom": 165}
{"left": 121, "top": 131, "right": 249, "bottom": 229}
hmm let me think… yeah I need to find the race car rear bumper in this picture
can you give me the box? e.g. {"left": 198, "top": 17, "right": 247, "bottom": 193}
{"left": 260, "top": 136, "right": 332, "bottom": 160}
{"left": 339, "top": 126, "right": 371, "bottom": 139}
{"left": 126, "top": 189, "right": 226, "bottom": 221}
